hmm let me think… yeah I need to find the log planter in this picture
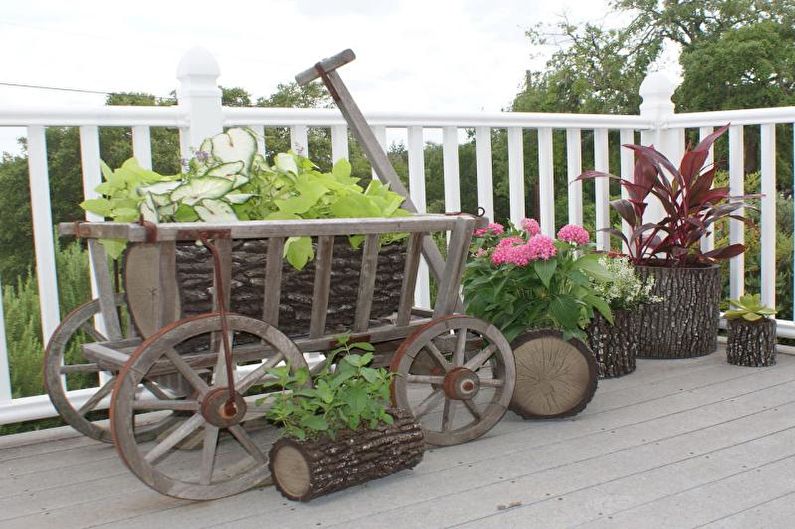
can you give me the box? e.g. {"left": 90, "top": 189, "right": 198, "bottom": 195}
{"left": 635, "top": 263, "right": 721, "bottom": 359}
{"left": 269, "top": 409, "right": 424, "bottom": 502}
{"left": 726, "top": 318, "right": 777, "bottom": 367}
{"left": 585, "top": 309, "right": 637, "bottom": 378}
{"left": 174, "top": 237, "right": 407, "bottom": 337}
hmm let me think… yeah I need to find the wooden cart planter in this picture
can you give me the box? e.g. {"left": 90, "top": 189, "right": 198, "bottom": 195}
{"left": 46, "top": 214, "right": 518, "bottom": 500}
{"left": 269, "top": 408, "right": 424, "bottom": 501}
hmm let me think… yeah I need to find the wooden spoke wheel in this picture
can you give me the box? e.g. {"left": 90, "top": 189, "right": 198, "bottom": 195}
{"left": 110, "top": 313, "right": 308, "bottom": 500}
{"left": 509, "top": 329, "right": 598, "bottom": 419}
{"left": 390, "top": 315, "right": 515, "bottom": 446}
{"left": 43, "top": 294, "right": 173, "bottom": 443}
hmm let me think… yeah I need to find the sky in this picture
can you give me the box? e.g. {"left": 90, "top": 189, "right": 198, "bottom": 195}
{"left": 0, "top": 0, "right": 642, "bottom": 154}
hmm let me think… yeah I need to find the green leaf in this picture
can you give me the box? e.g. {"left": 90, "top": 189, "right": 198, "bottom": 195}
{"left": 300, "top": 414, "right": 329, "bottom": 432}
{"left": 100, "top": 239, "right": 127, "bottom": 260}
{"left": 194, "top": 199, "right": 237, "bottom": 222}
{"left": 549, "top": 295, "right": 582, "bottom": 331}
{"left": 284, "top": 236, "right": 314, "bottom": 270}
{"left": 174, "top": 204, "right": 199, "bottom": 222}
{"left": 533, "top": 259, "right": 558, "bottom": 288}
{"left": 331, "top": 158, "right": 352, "bottom": 180}
{"left": 80, "top": 198, "right": 113, "bottom": 217}
{"left": 575, "top": 254, "right": 611, "bottom": 281}
{"left": 170, "top": 177, "right": 234, "bottom": 206}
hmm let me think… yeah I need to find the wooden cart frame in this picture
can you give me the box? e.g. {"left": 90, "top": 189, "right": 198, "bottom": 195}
{"left": 46, "top": 214, "right": 517, "bottom": 499}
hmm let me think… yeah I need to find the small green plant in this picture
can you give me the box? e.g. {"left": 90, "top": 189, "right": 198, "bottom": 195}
{"left": 724, "top": 293, "right": 776, "bottom": 322}
{"left": 262, "top": 336, "right": 394, "bottom": 441}
{"left": 590, "top": 255, "right": 663, "bottom": 311}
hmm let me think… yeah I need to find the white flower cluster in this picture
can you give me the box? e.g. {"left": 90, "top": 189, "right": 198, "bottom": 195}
{"left": 592, "top": 256, "right": 663, "bottom": 310}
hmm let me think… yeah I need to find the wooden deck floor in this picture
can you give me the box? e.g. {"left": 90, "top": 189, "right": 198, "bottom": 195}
{"left": 2, "top": 347, "right": 795, "bottom": 529}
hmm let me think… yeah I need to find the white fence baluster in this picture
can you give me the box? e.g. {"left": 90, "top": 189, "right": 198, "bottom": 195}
{"left": 443, "top": 127, "right": 461, "bottom": 213}
{"left": 371, "top": 125, "right": 387, "bottom": 181}
{"left": 507, "top": 127, "right": 525, "bottom": 226}
{"left": 729, "top": 125, "right": 745, "bottom": 300}
{"left": 331, "top": 124, "right": 348, "bottom": 163}
{"left": 27, "top": 126, "right": 61, "bottom": 343}
{"left": 760, "top": 123, "right": 776, "bottom": 309}
{"left": 538, "top": 127, "right": 554, "bottom": 236}
{"left": 619, "top": 129, "right": 634, "bottom": 253}
{"left": 475, "top": 127, "right": 494, "bottom": 221}
{"left": 407, "top": 126, "right": 430, "bottom": 309}
{"left": 699, "top": 126, "right": 715, "bottom": 252}
{"left": 594, "top": 128, "right": 611, "bottom": 251}
{"left": 566, "top": 128, "right": 583, "bottom": 226}
{"left": 290, "top": 125, "right": 308, "bottom": 156}
{"left": 252, "top": 125, "right": 266, "bottom": 155}
{"left": 0, "top": 277, "right": 11, "bottom": 402}
{"left": 132, "top": 126, "right": 152, "bottom": 169}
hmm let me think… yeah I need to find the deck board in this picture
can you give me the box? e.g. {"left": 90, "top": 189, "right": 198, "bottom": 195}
{"left": 1, "top": 349, "right": 793, "bottom": 529}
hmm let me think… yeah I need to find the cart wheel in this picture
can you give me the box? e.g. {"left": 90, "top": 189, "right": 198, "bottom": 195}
{"left": 509, "top": 329, "right": 598, "bottom": 419}
{"left": 43, "top": 294, "right": 174, "bottom": 443}
{"left": 111, "top": 313, "right": 308, "bottom": 500}
{"left": 391, "top": 315, "right": 515, "bottom": 446}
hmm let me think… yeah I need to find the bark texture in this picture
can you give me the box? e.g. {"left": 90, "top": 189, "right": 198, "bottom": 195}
{"left": 585, "top": 309, "right": 637, "bottom": 378}
{"left": 269, "top": 409, "right": 424, "bottom": 502}
{"left": 726, "top": 318, "right": 777, "bottom": 367}
{"left": 174, "top": 237, "right": 406, "bottom": 337}
{"left": 635, "top": 264, "right": 721, "bottom": 359}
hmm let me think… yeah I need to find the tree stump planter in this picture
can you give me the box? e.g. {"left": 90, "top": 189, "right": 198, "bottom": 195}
{"left": 726, "top": 318, "right": 777, "bottom": 367}
{"left": 269, "top": 409, "right": 424, "bottom": 502}
{"left": 635, "top": 263, "right": 721, "bottom": 358}
{"left": 585, "top": 309, "right": 637, "bottom": 378}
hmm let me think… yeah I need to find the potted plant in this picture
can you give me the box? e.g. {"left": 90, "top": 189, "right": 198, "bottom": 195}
{"left": 263, "top": 338, "right": 424, "bottom": 501}
{"left": 586, "top": 254, "right": 662, "bottom": 377}
{"left": 462, "top": 219, "right": 609, "bottom": 418}
{"left": 81, "top": 128, "right": 411, "bottom": 336}
{"left": 579, "top": 124, "right": 755, "bottom": 358}
{"left": 724, "top": 294, "right": 777, "bottom": 367}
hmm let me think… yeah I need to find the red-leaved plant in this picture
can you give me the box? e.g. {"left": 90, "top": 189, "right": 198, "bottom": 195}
{"left": 579, "top": 124, "right": 754, "bottom": 267}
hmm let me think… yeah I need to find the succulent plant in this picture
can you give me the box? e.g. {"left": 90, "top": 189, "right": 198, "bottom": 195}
{"left": 724, "top": 293, "right": 776, "bottom": 322}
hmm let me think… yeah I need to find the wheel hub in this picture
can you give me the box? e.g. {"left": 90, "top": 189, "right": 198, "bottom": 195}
{"left": 201, "top": 387, "right": 247, "bottom": 427}
{"left": 442, "top": 367, "right": 480, "bottom": 400}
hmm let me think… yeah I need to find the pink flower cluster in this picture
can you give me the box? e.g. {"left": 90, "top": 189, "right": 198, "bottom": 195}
{"left": 474, "top": 222, "right": 505, "bottom": 237}
{"left": 521, "top": 218, "right": 540, "bottom": 236}
{"left": 490, "top": 234, "right": 557, "bottom": 266}
{"left": 557, "top": 224, "right": 590, "bottom": 245}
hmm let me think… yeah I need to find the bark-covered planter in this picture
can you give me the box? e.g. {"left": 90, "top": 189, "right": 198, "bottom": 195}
{"left": 175, "top": 237, "right": 406, "bottom": 337}
{"left": 585, "top": 309, "right": 637, "bottom": 378}
{"left": 635, "top": 263, "right": 721, "bottom": 359}
{"left": 268, "top": 409, "right": 424, "bottom": 502}
{"left": 726, "top": 318, "right": 777, "bottom": 367}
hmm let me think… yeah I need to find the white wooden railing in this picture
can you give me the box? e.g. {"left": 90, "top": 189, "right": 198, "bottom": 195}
{"left": 0, "top": 47, "right": 793, "bottom": 425}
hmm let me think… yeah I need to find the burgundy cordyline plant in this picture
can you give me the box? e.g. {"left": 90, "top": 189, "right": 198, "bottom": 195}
{"left": 579, "top": 124, "right": 754, "bottom": 267}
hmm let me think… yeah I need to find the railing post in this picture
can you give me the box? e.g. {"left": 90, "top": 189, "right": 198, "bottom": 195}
{"left": 0, "top": 276, "right": 11, "bottom": 402}
{"left": 176, "top": 47, "right": 223, "bottom": 159}
{"left": 638, "top": 71, "right": 680, "bottom": 224}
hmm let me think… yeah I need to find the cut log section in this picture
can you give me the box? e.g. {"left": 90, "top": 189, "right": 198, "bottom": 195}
{"left": 269, "top": 409, "right": 424, "bottom": 502}
{"left": 509, "top": 329, "right": 598, "bottom": 419}
{"left": 726, "top": 318, "right": 777, "bottom": 367}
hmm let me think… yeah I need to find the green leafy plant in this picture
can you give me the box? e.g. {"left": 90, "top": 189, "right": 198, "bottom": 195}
{"left": 724, "top": 293, "right": 776, "bottom": 322}
{"left": 81, "top": 127, "right": 409, "bottom": 268}
{"left": 462, "top": 218, "right": 613, "bottom": 342}
{"left": 262, "top": 337, "right": 394, "bottom": 441}
{"left": 590, "top": 254, "right": 663, "bottom": 311}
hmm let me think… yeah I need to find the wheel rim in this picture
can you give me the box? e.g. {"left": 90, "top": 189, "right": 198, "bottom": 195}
{"left": 43, "top": 294, "right": 170, "bottom": 442}
{"left": 509, "top": 329, "right": 597, "bottom": 418}
{"left": 110, "top": 313, "right": 308, "bottom": 500}
{"left": 391, "top": 315, "right": 515, "bottom": 446}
